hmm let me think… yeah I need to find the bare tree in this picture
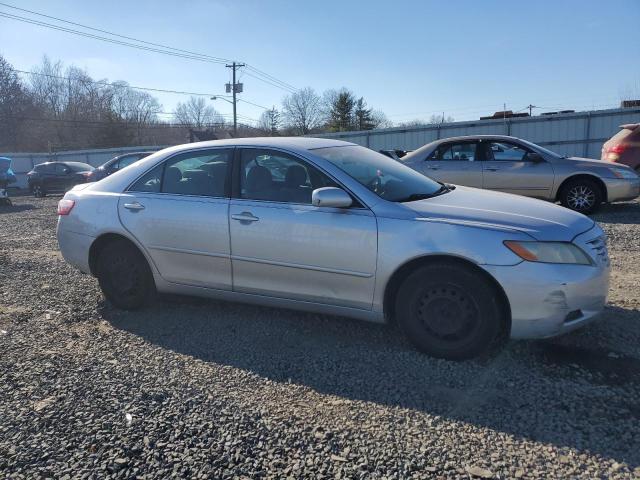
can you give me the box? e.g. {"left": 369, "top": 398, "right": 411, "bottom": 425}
{"left": 0, "top": 55, "right": 38, "bottom": 150}
{"left": 173, "top": 96, "right": 223, "bottom": 129}
{"left": 282, "top": 87, "right": 323, "bottom": 135}
{"left": 371, "top": 110, "right": 393, "bottom": 129}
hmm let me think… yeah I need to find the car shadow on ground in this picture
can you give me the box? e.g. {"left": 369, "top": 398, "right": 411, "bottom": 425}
{"left": 593, "top": 201, "right": 640, "bottom": 224}
{"left": 0, "top": 203, "right": 36, "bottom": 214}
{"left": 103, "top": 299, "right": 640, "bottom": 467}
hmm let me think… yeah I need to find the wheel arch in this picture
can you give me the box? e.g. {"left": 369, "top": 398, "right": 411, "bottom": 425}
{"left": 555, "top": 174, "right": 608, "bottom": 202}
{"left": 88, "top": 232, "right": 154, "bottom": 276}
{"left": 383, "top": 254, "right": 512, "bottom": 336}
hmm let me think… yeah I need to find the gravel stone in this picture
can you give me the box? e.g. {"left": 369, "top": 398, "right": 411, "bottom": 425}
{"left": 1, "top": 196, "right": 640, "bottom": 479}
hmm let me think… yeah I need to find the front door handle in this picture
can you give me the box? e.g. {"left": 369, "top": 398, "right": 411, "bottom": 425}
{"left": 426, "top": 165, "right": 440, "bottom": 170}
{"left": 231, "top": 212, "right": 259, "bottom": 223}
{"left": 123, "top": 202, "right": 145, "bottom": 211}
{"left": 485, "top": 167, "right": 500, "bottom": 171}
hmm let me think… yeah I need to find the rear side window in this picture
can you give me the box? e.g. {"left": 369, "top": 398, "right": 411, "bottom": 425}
{"left": 117, "top": 155, "right": 142, "bottom": 169}
{"left": 129, "top": 164, "right": 163, "bottom": 193}
{"left": 162, "top": 150, "right": 231, "bottom": 197}
{"left": 35, "top": 163, "right": 54, "bottom": 173}
{"left": 128, "top": 149, "right": 232, "bottom": 197}
{"left": 430, "top": 143, "right": 477, "bottom": 161}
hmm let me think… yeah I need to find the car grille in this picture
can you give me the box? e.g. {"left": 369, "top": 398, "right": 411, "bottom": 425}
{"left": 586, "top": 235, "right": 609, "bottom": 266}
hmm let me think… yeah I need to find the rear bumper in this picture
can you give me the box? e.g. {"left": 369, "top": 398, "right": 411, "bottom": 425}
{"left": 605, "top": 177, "right": 640, "bottom": 202}
{"left": 56, "top": 221, "right": 94, "bottom": 274}
{"left": 483, "top": 258, "right": 609, "bottom": 340}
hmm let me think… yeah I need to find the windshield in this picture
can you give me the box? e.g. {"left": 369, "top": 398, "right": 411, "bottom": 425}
{"left": 518, "top": 139, "right": 564, "bottom": 159}
{"left": 311, "top": 145, "right": 445, "bottom": 202}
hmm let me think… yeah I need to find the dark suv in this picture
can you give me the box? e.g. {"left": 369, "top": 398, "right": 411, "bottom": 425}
{"left": 27, "top": 161, "right": 95, "bottom": 197}
{"left": 602, "top": 124, "right": 640, "bottom": 171}
{"left": 88, "top": 151, "right": 155, "bottom": 182}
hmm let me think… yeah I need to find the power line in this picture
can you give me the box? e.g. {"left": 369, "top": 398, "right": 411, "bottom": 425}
{"left": 0, "top": 1, "right": 230, "bottom": 64}
{"left": 0, "top": 12, "right": 228, "bottom": 65}
{"left": 0, "top": 3, "right": 298, "bottom": 93}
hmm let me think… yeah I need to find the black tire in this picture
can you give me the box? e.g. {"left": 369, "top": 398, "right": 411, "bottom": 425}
{"left": 395, "top": 262, "right": 504, "bottom": 360}
{"left": 96, "top": 239, "right": 155, "bottom": 310}
{"left": 559, "top": 178, "right": 602, "bottom": 214}
{"left": 32, "top": 184, "right": 45, "bottom": 198}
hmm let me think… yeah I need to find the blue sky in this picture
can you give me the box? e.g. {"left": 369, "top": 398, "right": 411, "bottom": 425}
{"left": 1, "top": 0, "right": 639, "bottom": 125}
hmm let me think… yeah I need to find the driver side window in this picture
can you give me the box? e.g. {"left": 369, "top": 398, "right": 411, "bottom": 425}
{"left": 486, "top": 142, "right": 529, "bottom": 161}
{"left": 239, "top": 149, "right": 336, "bottom": 204}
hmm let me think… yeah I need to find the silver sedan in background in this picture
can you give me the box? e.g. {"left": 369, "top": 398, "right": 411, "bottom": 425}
{"left": 401, "top": 135, "right": 640, "bottom": 213}
{"left": 57, "top": 138, "right": 609, "bottom": 360}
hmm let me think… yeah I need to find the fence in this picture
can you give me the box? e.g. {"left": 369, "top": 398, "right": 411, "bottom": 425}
{"left": 315, "top": 107, "right": 640, "bottom": 158}
{"left": 4, "top": 107, "right": 640, "bottom": 191}
{"left": 3, "top": 145, "right": 167, "bottom": 190}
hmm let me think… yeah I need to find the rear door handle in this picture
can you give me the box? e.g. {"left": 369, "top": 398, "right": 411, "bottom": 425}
{"left": 231, "top": 212, "right": 259, "bottom": 223}
{"left": 123, "top": 202, "right": 145, "bottom": 211}
{"left": 426, "top": 165, "right": 440, "bottom": 170}
{"left": 485, "top": 167, "right": 500, "bottom": 171}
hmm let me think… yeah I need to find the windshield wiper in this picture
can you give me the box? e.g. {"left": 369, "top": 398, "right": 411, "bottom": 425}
{"left": 396, "top": 183, "right": 456, "bottom": 203}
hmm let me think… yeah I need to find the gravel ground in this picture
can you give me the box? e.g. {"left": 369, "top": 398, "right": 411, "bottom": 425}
{"left": 1, "top": 195, "right": 640, "bottom": 479}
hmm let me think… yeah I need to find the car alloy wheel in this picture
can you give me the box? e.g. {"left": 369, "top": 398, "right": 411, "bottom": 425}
{"left": 32, "top": 185, "right": 44, "bottom": 197}
{"left": 566, "top": 185, "right": 596, "bottom": 211}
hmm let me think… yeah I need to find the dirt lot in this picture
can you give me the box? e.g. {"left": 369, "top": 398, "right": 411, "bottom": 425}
{"left": 1, "top": 195, "right": 640, "bottom": 479}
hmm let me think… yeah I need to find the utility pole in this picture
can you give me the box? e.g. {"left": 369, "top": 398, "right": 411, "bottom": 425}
{"left": 527, "top": 104, "right": 537, "bottom": 116}
{"left": 225, "top": 62, "right": 246, "bottom": 136}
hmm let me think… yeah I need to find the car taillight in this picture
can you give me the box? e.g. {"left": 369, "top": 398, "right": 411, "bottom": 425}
{"left": 80, "top": 171, "right": 93, "bottom": 178}
{"left": 57, "top": 199, "right": 75, "bottom": 215}
{"left": 604, "top": 143, "right": 627, "bottom": 161}
{"left": 607, "top": 144, "right": 627, "bottom": 155}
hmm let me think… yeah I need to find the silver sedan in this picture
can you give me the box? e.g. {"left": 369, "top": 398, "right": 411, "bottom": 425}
{"left": 401, "top": 135, "right": 640, "bottom": 213}
{"left": 57, "top": 138, "right": 609, "bottom": 360}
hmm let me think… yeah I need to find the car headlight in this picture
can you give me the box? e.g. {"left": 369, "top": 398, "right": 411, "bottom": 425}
{"left": 504, "top": 241, "right": 592, "bottom": 265}
{"left": 609, "top": 167, "right": 638, "bottom": 179}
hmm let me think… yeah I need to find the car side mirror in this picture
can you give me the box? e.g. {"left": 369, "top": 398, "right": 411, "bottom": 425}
{"left": 312, "top": 187, "right": 353, "bottom": 208}
{"left": 62, "top": 168, "right": 71, "bottom": 174}
{"left": 528, "top": 152, "right": 544, "bottom": 163}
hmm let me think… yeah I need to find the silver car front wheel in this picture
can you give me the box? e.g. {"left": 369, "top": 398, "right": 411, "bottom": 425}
{"left": 560, "top": 178, "right": 602, "bottom": 214}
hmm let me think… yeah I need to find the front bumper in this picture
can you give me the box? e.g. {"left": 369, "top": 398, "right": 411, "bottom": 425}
{"left": 605, "top": 177, "right": 640, "bottom": 202}
{"left": 482, "top": 227, "right": 610, "bottom": 339}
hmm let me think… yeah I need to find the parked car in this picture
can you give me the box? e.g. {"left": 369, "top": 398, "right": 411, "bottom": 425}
{"left": 27, "top": 161, "right": 95, "bottom": 197}
{"left": 602, "top": 123, "right": 640, "bottom": 171}
{"left": 0, "top": 157, "right": 17, "bottom": 206}
{"left": 57, "top": 138, "right": 610, "bottom": 360}
{"left": 88, "top": 151, "right": 155, "bottom": 182}
{"left": 379, "top": 149, "right": 410, "bottom": 161}
{"left": 401, "top": 135, "right": 640, "bottom": 213}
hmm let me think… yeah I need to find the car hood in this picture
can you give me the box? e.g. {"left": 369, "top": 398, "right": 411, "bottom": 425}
{"left": 403, "top": 186, "right": 594, "bottom": 241}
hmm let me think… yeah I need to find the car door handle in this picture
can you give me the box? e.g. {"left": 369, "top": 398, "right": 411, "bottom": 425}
{"left": 426, "top": 166, "right": 440, "bottom": 170}
{"left": 231, "top": 212, "right": 259, "bottom": 223}
{"left": 485, "top": 167, "right": 500, "bottom": 171}
{"left": 123, "top": 202, "right": 145, "bottom": 211}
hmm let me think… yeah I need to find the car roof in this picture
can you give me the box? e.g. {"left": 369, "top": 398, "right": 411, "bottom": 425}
{"left": 114, "top": 151, "right": 155, "bottom": 158}
{"left": 36, "top": 161, "right": 93, "bottom": 168}
{"left": 153, "top": 137, "right": 356, "bottom": 157}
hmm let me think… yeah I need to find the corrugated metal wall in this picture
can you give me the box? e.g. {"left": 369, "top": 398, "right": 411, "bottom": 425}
{"left": 3, "top": 145, "right": 166, "bottom": 190}
{"left": 317, "top": 107, "right": 640, "bottom": 159}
